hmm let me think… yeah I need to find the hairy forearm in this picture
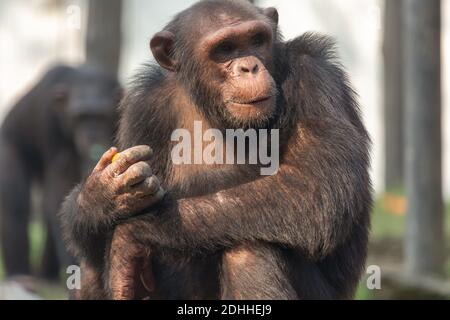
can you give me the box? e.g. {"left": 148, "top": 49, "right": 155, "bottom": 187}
{"left": 59, "top": 185, "right": 112, "bottom": 265}
{"left": 131, "top": 142, "right": 370, "bottom": 259}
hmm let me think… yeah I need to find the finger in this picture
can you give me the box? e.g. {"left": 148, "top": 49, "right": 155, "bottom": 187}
{"left": 130, "top": 176, "right": 161, "bottom": 197}
{"left": 93, "top": 147, "right": 118, "bottom": 173}
{"left": 118, "top": 162, "right": 152, "bottom": 190}
{"left": 139, "top": 187, "right": 166, "bottom": 207}
{"left": 106, "top": 145, "right": 153, "bottom": 177}
{"left": 116, "top": 187, "right": 165, "bottom": 215}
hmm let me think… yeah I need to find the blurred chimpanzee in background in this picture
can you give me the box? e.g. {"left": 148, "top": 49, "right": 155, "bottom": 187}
{"left": 0, "top": 65, "right": 121, "bottom": 280}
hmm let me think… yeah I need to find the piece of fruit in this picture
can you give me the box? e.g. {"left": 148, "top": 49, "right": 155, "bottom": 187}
{"left": 112, "top": 153, "right": 120, "bottom": 163}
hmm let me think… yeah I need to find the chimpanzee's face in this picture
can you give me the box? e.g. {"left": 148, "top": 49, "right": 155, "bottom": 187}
{"left": 56, "top": 78, "right": 120, "bottom": 173}
{"left": 196, "top": 18, "right": 277, "bottom": 125}
{"left": 150, "top": 5, "right": 279, "bottom": 128}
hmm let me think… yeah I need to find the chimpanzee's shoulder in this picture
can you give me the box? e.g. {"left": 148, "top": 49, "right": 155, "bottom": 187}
{"left": 128, "top": 63, "right": 165, "bottom": 94}
{"left": 119, "top": 63, "right": 165, "bottom": 112}
{"left": 285, "top": 32, "right": 339, "bottom": 62}
{"left": 116, "top": 63, "right": 174, "bottom": 148}
{"left": 282, "top": 32, "right": 353, "bottom": 91}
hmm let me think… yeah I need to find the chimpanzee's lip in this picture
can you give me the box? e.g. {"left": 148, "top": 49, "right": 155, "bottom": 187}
{"left": 232, "top": 95, "right": 273, "bottom": 106}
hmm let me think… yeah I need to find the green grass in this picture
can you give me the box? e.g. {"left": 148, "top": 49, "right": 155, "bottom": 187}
{"left": 0, "top": 253, "right": 3, "bottom": 280}
{"left": 371, "top": 192, "right": 450, "bottom": 240}
{"left": 371, "top": 197, "right": 406, "bottom": 240}
{"left": 29, "top": 222, "right": 45, "bottom": 270}
{"left": 35, "top": 283, "right": 66, "bottom": 300}
{"left": 354, "top": 282, "right": 374, "bottom": 300}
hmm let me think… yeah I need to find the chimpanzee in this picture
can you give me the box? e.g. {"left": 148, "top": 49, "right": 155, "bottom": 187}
{"left": 60, "top": 0, "right": 372, "bottom": 299}
{"left": 0, "top": 65, "right": 120, "bottom": 280}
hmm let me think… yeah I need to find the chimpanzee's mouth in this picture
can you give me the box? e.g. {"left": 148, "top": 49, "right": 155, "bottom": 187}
{"left": 226, "top": 95, "right": 275, "bottom": 120}
{"left": 249, "top": 96, "right": 272, "bottom": 104}
{"left": 233, "top": 96, "right": 273, "bottom": 107}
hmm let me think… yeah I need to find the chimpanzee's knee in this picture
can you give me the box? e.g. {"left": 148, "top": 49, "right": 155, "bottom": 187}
{"left": 221, "top": 242, "right": 297, "bottom": 300}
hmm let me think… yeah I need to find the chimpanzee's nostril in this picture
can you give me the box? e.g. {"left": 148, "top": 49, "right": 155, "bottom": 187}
{"left": 239, "top": 63, "right": 259, "bottom": 75}
{"left": 234, "top": 58, "right": 261, "bottom": 76}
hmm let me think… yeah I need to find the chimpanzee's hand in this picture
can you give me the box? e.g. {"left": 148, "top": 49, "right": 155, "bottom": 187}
{"left": 78, "top": 146, "right": 165, "bottom": 223}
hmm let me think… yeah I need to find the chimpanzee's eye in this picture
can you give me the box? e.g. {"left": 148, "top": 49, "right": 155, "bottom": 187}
{"left": 215, "top": 41, "right": 236, "bottom": 55}
{"left": 252, "top": 33, "right": 267, "bottom": 47}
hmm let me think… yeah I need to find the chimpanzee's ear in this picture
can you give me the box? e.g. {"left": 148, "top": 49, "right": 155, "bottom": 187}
{"left": 150, "top": 31, "right": 177, "bottom": 72}
{"left": 263, "top": 7, "right": 279, "bottom": 25}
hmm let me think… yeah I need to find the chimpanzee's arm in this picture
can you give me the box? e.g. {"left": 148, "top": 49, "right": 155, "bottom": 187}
{"left": 60, "top": 186, "right": 109, "bottom": 266}
{"left": 125, "top": 35, "right": 372, "bottom": 260}
{"left": 60, "top": 145, "right": 162, "bottom": 266}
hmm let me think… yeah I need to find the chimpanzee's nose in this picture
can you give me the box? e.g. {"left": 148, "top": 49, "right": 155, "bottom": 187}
{"left": 239, "top": 62, "right": 259, "bottom": 74}
{"left": 234, "top": 57, "right": 260, "bottom": 76}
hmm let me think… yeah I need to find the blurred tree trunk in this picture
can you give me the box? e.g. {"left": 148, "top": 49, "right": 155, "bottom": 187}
{"left": 383, "top": 0, "right": 404, "bottom": 191}
{"left": 404, "top": 0, "right": 444, "bottom": 276}
{"left": 85, "top": 0, "right": 122, "bottom": 76}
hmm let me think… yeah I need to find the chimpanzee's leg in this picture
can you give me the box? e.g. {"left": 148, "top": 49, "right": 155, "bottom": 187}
{"left": 39, "top": 219, "right": 60, "bottom": 280}
{"left": 68, "top": 260, "right": 108, "bottom": 300}
{"left": 108, "top": 223, "right": 155, "bottom": 300}
{"left": 41, "top": 154, "right": 78, "bottom": 279}
{"left": 0, "top": 138, "right": 31, "bottom": 276}
{"left": 220, "top": 242, "right": 298, "bottom": 300}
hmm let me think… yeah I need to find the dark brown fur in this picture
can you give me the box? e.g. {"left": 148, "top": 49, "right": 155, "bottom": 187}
{"left": 0, "top": 65, "right": 120, "bottom": 279}
{"left": 60, "top": 0, "right": 372, "bottom": 300}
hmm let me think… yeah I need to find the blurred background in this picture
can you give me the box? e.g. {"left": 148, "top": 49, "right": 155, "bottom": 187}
{"left": 0, "top": 0, "right": 449, "bottom": 299}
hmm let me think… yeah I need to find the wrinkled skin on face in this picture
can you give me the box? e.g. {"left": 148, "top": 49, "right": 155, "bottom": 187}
{"left": 151, "top": 6, "right": 280, "bottom": 128}
{"left": 198, "top": 19, "right": 277, "bottom": 121}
